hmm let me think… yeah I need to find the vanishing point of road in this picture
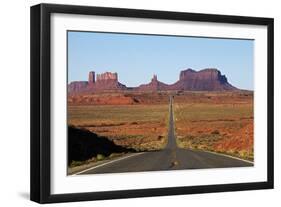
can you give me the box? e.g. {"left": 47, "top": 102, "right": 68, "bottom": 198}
{"left": 78, "top": 96, "right": 253, "bottom": 175}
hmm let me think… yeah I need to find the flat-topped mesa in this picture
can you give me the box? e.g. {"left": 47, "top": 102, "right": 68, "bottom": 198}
{"left": 94, "top": 71, "right": 126, "bottom": 91}
{"left": 68, "top": 68, "right": 239, "bottom": 94}
{"left": 68, "top": 81, "right": 88, "bottom": 93}
{"left": 96, "top": 72, "right": 118, "bottom": 82}
{"left": 180, "top": 68, "right": 222, "bottom": 80}
{"left": 68, "top": 71, "right": 125, "bottom": 94}
{"left": 179, "top": 68, "right": 196, "bottom": 80}
{"left": 174, "top": 68, "right": 236, "bottom": 91}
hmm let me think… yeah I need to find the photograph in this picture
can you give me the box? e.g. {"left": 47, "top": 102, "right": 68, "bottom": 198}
{"left": 30, "top": 3, "right": 273, "bottom": 203}
{"left": 67, "top": 31, "right": 254, "bottom": 175}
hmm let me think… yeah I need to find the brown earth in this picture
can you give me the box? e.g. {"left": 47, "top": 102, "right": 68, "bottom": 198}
{"left": 68, "top": 90, "right": 254, "bottom": 161}
{"left": 68, "top": 91, "right": 173, "bottom": 105}
{"left": 68, "top": 104, "right": 169, "bottom": 151}
{"left": 174, "top": 91, "right": 253, "bottom": 160}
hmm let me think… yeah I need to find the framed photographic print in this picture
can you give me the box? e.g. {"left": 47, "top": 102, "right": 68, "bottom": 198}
{"left": 30, "top": 3, "right": 274, "bottom": 203}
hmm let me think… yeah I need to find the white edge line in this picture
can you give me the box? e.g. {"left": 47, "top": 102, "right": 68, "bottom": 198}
{"left": 73, "top": 152, "right": 146, "bottom": 175}
{"left": 202, "top": 150, "right": 254, "bottom": 164}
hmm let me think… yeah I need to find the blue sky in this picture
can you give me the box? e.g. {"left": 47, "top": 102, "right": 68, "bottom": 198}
{"left": 68, "top": 31, "right": 253, "bottom": 90}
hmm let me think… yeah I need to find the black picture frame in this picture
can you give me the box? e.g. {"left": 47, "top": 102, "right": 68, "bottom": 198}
{"left": 30, "top": 3, "right": 274, "bottom": 204}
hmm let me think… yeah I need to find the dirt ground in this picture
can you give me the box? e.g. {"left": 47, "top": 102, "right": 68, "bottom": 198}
{"left": 174, "top": 91, "right": 253, "bottom": 160}
{"left": 68, "top": 90, "right": 254, "bottom": 160}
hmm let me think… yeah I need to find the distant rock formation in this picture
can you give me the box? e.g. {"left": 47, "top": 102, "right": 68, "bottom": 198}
{"left": 96, "top": 72, "right": 118, "bottom": 81}
{"left": 68, "top": 68, "right": 238, "bottom": 94}
{"left": 169, "top": 68, "right": 236, "bottom": 91}
{"left": 94, "top": 72, "right": 126, "bottom": 91}
{"left": 68, "top": 71, "right": 126, "bottom": 93}
{"left": 68, "top": 81, "right": 88, "bottom": 93}
{"left": 138, "top": 74, "right": 170, "bottom": 91}
{"left": 88, "top": 71, "right": 95, "bottom": 85}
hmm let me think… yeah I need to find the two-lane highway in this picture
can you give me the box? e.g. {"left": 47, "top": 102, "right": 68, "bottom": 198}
{"left": 78, "top": 95, "right": 253, "bottom": 175}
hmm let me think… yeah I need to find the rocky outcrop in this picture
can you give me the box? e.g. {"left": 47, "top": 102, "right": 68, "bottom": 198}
{"left": 94, "top": 72, "right": 126, "bottom": 91}
{"left": 68, "top": 81, "right": 88, "bottom": 93}
{"left": 138, "top": 75, "right": 170, "bottom": 91}
{"left": 96, "top": 72, "right": 117, "bottom": 81}
{"left": 68, "top": 71, "right": 126, "bottom": 94}
{"left": 68, "top": 68, "right": 238, "bottom": 94}
{"left": 169, "top": 68, "right": 236, "bottom": 91}
{"left": 88, "top": 71, "right": 95, "bottom": 85}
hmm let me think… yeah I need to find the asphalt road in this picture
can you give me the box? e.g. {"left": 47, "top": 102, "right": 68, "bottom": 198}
{"left": 79, "top": 96, "right": 253, "bottom": 175}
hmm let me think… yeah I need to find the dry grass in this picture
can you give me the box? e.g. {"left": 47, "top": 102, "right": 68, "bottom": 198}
{"left": 68, "top": 91, "right": 254, "bottom": 161}
{"left": 68, "top": 104, "right": 169, "bottom": 151}
{"left": 174, "top": 92, "right": 254, "bottom": 161}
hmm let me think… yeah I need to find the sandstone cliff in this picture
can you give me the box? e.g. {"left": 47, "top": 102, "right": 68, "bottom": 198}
{"left": 138, "top": 75, "right": 170, "bottom": 91}
{"left": 169, "top": 68, "right": 236, "bottom": 91}
{"left": 68, "top": 68, "right": 238, "bottom": 94}
{"left": 68, "top": 71, "right": 126, "bottom": 94}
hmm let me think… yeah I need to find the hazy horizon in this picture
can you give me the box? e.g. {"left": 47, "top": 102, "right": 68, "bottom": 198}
{"left": 68, "top": 31, "right": 254, "bottom": 90}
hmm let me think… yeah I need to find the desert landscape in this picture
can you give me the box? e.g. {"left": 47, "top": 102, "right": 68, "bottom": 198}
{"left": 67, "top": 68, "right": 253, "bottom": 174}
{"left": 174, "top": 91, "right": 253, "bottom": 161}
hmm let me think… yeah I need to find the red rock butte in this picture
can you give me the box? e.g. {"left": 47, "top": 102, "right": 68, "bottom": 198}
{"left": 96, "top": 72, "right": 118, "bottom": 81}
{"left": 68, "top": 68, "right": 238, "bottom": 94}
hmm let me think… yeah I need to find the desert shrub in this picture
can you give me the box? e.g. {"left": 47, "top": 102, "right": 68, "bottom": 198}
{"left": 158, "top": 135, "right": 164, "bottom": 140}
{"left": 70, "top": 160, "right": 84, "bottom": 167}
{"left": 211, "top": 130, "right": 220, "bottom": 135}
{"left": 96, "top": 154, "right": 105, "bottom": 161}
{"left": 108, "top": 153, "right": 124, "bottom": 158}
